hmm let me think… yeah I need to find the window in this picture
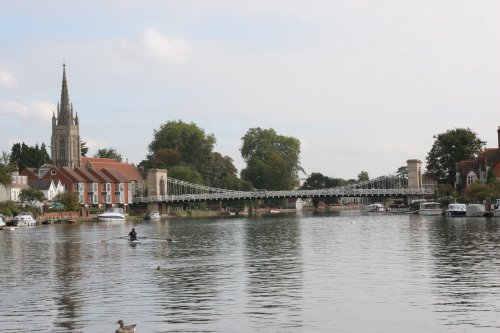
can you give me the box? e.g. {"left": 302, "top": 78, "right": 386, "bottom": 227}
{"left": 466, "top": 172, "right": 477, "bottom": 185}
{"left": 79, "top": 194, "right": 84, "bottom": 204}
{"left": 119, "top": 183, "right": 124, "bottom": 192}
{"left": 93, "top": 194, "right": 98, "bottom": 204}
{"left": 77, "top": 183, "right": 84, "bottom": 192}
{"left": 106, "top": 194, "right": 112, "bottom": 204}
{"left": 105, "top": 183, "right": 111, "bottom": 192}
{"left": 91, "top": 183, "right": 98, "bottom": 192}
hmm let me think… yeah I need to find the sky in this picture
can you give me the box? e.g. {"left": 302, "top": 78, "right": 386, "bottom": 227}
{"left": 1, "top": 0, "right": 499, "bottom": 180}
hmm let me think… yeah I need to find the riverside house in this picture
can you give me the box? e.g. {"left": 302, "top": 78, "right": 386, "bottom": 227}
{"left": 21, "top": 158, "right": 144, "bottom": 212}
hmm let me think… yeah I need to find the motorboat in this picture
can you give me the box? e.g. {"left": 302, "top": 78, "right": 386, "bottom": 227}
{"left": 445, "top": 203, "right": 466, "bottom": 217}
{"left": 145, "top": 210, "right": 161, "bottom": 220}
{"left": 419, "top": 202, "right": 442, "bottom": 216}
{"left": 466, "top": 204, "right": 485, "bottom": 217}
{"left": 0, "top": 216, "right": 5, "bottom": 228}
{"left": 13, "top": 212, "right": 37, "bottom": 226}
{"left": 367, "top": 203, "right": 384, "bottom": 212}
{"left": 97, "top": 208, "right": 126, "bottom": 222}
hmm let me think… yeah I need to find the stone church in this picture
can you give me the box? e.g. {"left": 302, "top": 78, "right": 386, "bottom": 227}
{"left": 51, "top": 64, "right": 81, "bottom": 168}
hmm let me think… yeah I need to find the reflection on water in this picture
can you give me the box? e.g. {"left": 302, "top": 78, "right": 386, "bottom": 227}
{"left": 1, "top": 214, "right": 500, "bottom": 332}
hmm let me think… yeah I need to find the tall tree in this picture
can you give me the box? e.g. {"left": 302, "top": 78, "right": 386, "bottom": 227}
{"left": 240, "top": 127, "right": 303, "bottom": 190}
{"left": 81, "top": 141, "right": 89, "bottom": 157}
{"left": 148, "top": 120, "right": 216, "bottom": 173}
{"left": 0, "top": 152, "right": 13, "bottom": 186}
{"left": 9, "top": 142, "right": 51, "bottom": 170}
{"left": 426, "top": 128, "right": 486, "bottom": 186}
{"left": 94, "top": 148, "right": 123, "bottom": 162}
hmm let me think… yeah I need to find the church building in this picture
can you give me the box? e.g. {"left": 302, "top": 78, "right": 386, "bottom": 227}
{"left": 51, "top": 64, "right": 81, "bottom": 168}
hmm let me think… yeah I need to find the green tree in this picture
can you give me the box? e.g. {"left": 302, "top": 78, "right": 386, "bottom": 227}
{"left": 301, "top": 172, "right": 349, "bottom": 190}
{"left": 9, "top": 142, "right": 51, "bottom": 170}
{"left": 148, "top": 120, "right": 215, "bottom": 172}
{"left": 168, "top": 166, "right": 203, "bottom": 185}
{"left": 358, "top": 171, "right": 369, "bottom": 182}
{"left": 94, "top": 148, "right": 123, "bottom": 162}
{"left": 81, "top": 141, "right": 89, "bottom": 157}
{"left": 464, "top": 183, "right": 495, "bottom": 203}
{"left": 0, "top": 151, "right": 14, "bottom": 186}
{"left": 240, "top": 127, "right": 303, "bottom": 190}
{"left": 19, "top": 188, "right": 45, "bottom": 207}
{"left": 54, "top": 192, "right": 80, "bottom": 211}
{"left": 426, "top": 128, "right": 486, "bottom": 186}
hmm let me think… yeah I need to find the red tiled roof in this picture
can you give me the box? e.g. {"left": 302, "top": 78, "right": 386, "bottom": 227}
{"left": 59, "top": 167, "right": 86, "bottom": 182}
{"left": 81, "top": 157, "right": 143, "bottom": 182}
{"left": 74, "top": 167, "right": 100, "bottom": 183}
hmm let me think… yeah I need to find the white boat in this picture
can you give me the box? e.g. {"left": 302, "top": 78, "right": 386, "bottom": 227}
{"left": 494, "top": 209, "right": 500, "bottom": 217}
{"left": 13, "top": 212, "right": 37, "bottom": 226}
{"left": 97, "top": 208, "right": 126, "bottom": 222}
{"left": 367, "top": 203, "right": 384, "bottom": 212}
{"left": 419, "top": 202, "right": 442, "bottom": 216}
{"left": 0, "top": 216, "right": 5, "bottom": 228}
{"left": 466, "top": 204, "right": 485, "bottom": 217}
{"left": 445, "top": 203, "right": 466, "bottom": 217}
{"left": 146, "top": 210, "right": 161, "bottom": 219}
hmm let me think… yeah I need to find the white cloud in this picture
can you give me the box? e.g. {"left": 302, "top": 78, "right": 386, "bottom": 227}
{"left": 0, "top": 101, "right": 54, "bottom": 124}
{"left": 141, "top": 29, "right": 193, "bottom": 64}
{"left": 0, "top": 71, "right": 19, "bottom": 88}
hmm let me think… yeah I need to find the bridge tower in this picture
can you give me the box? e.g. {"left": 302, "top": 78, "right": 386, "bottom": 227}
{"left": 407, "top": 159, "right": 422, "bottom": 204}
{"left": 147, "top": 169, "right": 168, "bottom": 214}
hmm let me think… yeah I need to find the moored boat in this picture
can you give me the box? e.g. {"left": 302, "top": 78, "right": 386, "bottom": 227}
{"left": 97, "top": 208, "right": 126, "bottom": 222}
{"left": 446, "top": 203, "right": 466, "bottom": 217}
{"left": 367, "top": 203, "right": 384, "bottom": 212}
{"left": 13, "top": 212, "right": 37, "bottom": 226}
{"left": 419, "top": 202, "right": 442, "bottom": 216}
{"left": 145, "top": 210, "right": 161, "bottom": 220}
{"left": 466, "top": 204, "right": 486, "bottom": 217}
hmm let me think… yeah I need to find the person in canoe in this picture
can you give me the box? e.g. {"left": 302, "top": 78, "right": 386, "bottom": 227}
{"left": 128, "top": 228, "right": 137, "bottom": 241}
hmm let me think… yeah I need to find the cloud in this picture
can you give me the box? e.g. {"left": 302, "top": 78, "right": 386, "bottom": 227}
{"left": 141, "top": 29, "right": 193, "bottom": 64}
{"left": 0, "top": 101, "right": 54, "bottom": 124}
{"left": 0, "top": 71, "right": 19, "bottom": 88}
{"left": 118, "top": 28, "right": 193, "bottom": 65}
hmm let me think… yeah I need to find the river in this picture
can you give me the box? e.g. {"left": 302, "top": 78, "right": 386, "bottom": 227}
{"left": 1, "top": 212, "right": 500, "bottom": 332}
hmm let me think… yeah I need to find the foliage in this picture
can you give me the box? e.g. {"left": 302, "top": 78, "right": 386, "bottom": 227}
{"left": 94, "top": 147, "right": 123, "bottom": 162}
{"left": 463, "top": 182, "right": 497, "bottom": 203}
{"left": 301, "top": 172, "right": 350, "bottom": 190}
{"left": 436, "top": 183, "right": 454, "bottom": 198}
{"left": 81, "top": 141, "right": 89, "bottom": 157}
{"left": 0, "top": 200, "right": 20, "bottom": 217}
{"left": 0, "top": 152, "right": 14, "bottom": 187}
{"left": 144, "top": 120, "right": 247, "bottom": 189}
{"left": 168, "top": 166, "right": 204, "bottom": 185}
{"left": 10, "top": 142, "right": 51, "bottom": 171}
{"left": 357, "top": 171, "right": 369, "bottom": 182}
{"left": 425, "top": 128, "right": 486, "bottom": 186}
{"left": 19, "top": 188, "right": 45, "bottom": 207}
{"left": 240, "top": 127, "right": 303, "bottom": 190}
{"left": 148, "top": 120, "right": 215, "bottom": 172}
{"left": 54, "top": 192, "right": 80, "bottom": 211}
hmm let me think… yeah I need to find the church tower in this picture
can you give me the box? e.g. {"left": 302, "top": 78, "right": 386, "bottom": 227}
{"left": 51, "top": 64, "right": 81, "bottom": 167}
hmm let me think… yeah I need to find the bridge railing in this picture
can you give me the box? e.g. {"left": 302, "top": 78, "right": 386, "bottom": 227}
{"left": 133, "top": 187, "right": 435, "bottom": 203}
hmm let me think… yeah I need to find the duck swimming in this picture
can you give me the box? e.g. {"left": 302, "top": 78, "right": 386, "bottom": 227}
{"left": 115, "top": 319, "right": 137, "bottom": 333}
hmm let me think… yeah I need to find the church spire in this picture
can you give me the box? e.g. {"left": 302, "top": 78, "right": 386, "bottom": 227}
{"left": 58, "top": 63, "right": 71, "bottom": 125}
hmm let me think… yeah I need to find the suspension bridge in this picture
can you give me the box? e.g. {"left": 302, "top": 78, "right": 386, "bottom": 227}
{"left": 133, "top": 162, "right": 434, "bottom": 205}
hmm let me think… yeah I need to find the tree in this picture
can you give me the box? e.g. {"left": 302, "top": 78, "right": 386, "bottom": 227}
{"left": 19, "top": 188, "right": 45, "bottom": 207}
{"left": 9, "top": 142, "right": 51, "bottom": 170}
{"left": 301, "top": 172, "right": 349, "bottom": 190}
{"left": 168, "top": 166, "right": 203, "bottom": 185}
{"left": 81, "top": 141, "right": 89, "bottom": 157}
{"left": 54, "top": 192, "right": 80, "bottom": 211}
{"left": 0, "top": 151, "right": 14, "bottom": 186}
{"left": 148, "top": 120, "right": 215, "bottom": 172}
{"left": 426, "top": 128, "right": 486, "bottom": 186}
{"left": 94, "top": 148, "right": 123, "bottom": 162}
{"left": 240, "top": 127, "right": 303, "bottom": 190}
{"left": 358, "top": 171, "right": 369, "bottom": 182}
{"left": 463, "top": 183, "right": 496, "bottom": 203}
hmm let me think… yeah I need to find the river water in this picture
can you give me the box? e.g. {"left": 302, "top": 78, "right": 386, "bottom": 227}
{"left": 1, "top": 212, "right": 500, "bottom": 332}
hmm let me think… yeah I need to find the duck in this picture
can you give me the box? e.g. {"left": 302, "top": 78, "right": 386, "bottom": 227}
{"left": 115, "top": 319, "right": 137, "bottom": 333}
